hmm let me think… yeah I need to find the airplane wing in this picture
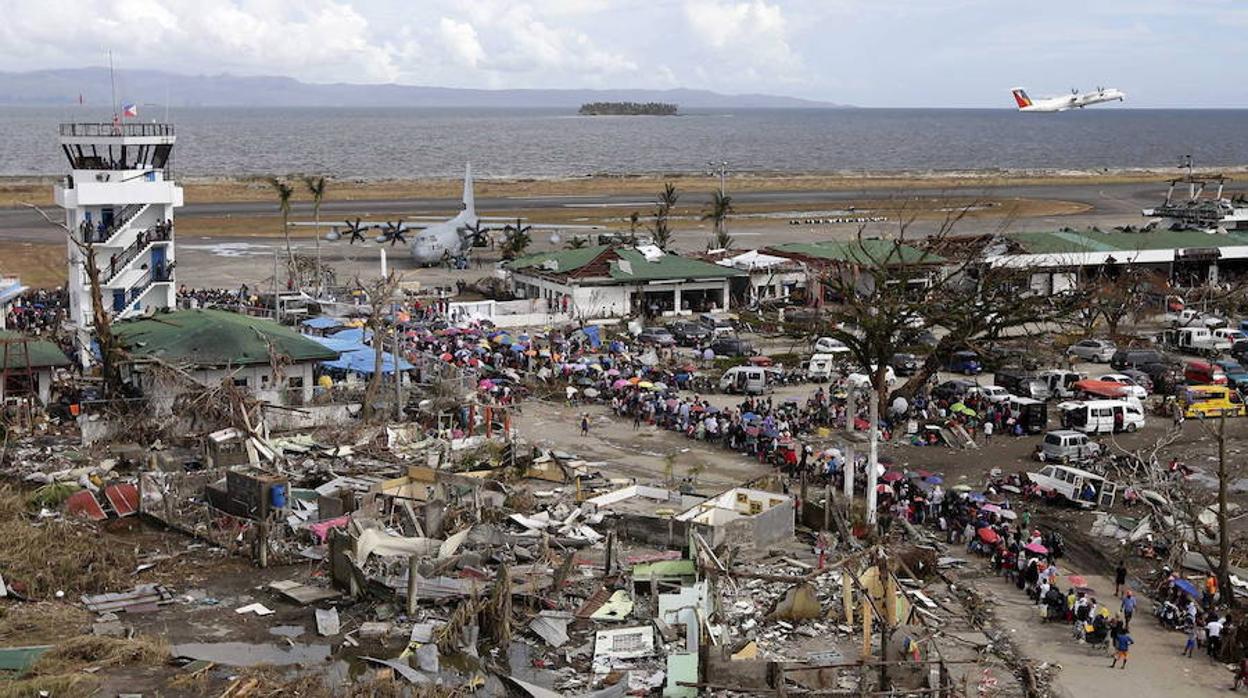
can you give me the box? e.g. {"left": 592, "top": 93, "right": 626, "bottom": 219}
{"left": 287, "top": 221, "right": 434, "bottom": 230}
{"left": 523, "top": 223, "right": 604, "bottom": 230}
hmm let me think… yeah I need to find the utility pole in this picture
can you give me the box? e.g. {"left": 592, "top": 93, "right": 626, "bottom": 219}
{"left": 393, "top": 321, "right": 403, "bottom": 420}
{"left": 865, "top": 388, "right": 880, "bottom": 525}
{"left": 1218, "top": 410, "right": 1233, "bottom": 607}
{"left": 706, "top": 161, "right": 729, "bottom": 197}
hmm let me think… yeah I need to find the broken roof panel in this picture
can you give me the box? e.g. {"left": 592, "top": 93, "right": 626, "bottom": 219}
{"left": 113, "top": 309, "right": 339, "bottom": 368}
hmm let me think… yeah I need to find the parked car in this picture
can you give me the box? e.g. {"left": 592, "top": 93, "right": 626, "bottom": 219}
{"left": 1067, "top": 338, "right": 1117, "bottom": 363}
{"left": 1214, "top": 359, "right": 1248, "bottom": 390}
{"left": 1110, "top": 348, "right": 1172, "bottom": 371}
{"left": 1184, "top": 359, "right": 1228, "bottom": 386}
{"left": 890, "top": 353, "right": 920, "bottom": 377}
{"left": 636, "top": 327, "right": 677, "bottom": 347}
{"left": 1095, "top": 373, "right": 1149, "bottom": 399}
{"left": 932, "top": 379, "right": 977, "bottom": 402}
{"left": 1038, "top": 430, "right": 1102, "bottom": 464}
{"left": 946, "top": 350, "right": 983, "bottom": 375}
{"left": 967, "top": 385, "right": 1012, "bottom": 404}
{"left": 1232, "top": 339, "right": 1248, "bottom": 365}
{"left": 847, "top": 365, "right": 896, "bottom": 389}
{"left": 667, "top": 320, "right": 710, "bottom": 346}
{"left": 813, "top": 337, "right": 852, "bottom": 355}
{"left": 1164, "top": 308, "right": 1227, "bottom": 328}
{"left": 719, "top": 366, "right": 771, "bottom": 394}
{"left": 984, "top": 346, "right": 1042, "bottom": 371}
{"left": 1213, "top": 328, "right": 1247, "bottom": 346}
{"left": 697, "top": 313, "right": 735, "bottom": 339}
{"left": 1119, "top": 368, "right": 1154, "bottom": 393}
{"left": 1141, "top": 361, "right": 1184, "bottom": 394}
{"left": 709, "top": 337, "right": 756, "bottom": 357}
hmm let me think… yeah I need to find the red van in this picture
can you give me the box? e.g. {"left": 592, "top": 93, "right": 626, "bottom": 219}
{"left": 1185, "top": 360, "right": 1228, "bottom": 386}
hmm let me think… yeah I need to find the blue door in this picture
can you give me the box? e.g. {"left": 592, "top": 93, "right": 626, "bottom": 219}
{"left": 112, "top": 289, "right": 125, "bottom": 312}
{"left": 151, "top": 245, "right": 167, "bottom": 280}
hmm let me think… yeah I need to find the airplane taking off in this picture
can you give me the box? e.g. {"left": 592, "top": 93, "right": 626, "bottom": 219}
{"left": 296, "top": 164, "right": 599, "bottom": 266}
{"left": 1010, "top": 86, "right": 1125, "bottom": 112}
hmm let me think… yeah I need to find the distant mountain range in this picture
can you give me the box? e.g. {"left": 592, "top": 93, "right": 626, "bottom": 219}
{"left": 0, "top": 67, "right": 844, "bottom": 109}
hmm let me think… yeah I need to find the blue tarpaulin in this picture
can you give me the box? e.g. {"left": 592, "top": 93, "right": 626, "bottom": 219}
{"left": 302, "top": 316, "right": 342, "bottom": 330}
{"left": 306, "top": 334, "right": 412, "bottom": 375}
{"left": 581, "top": 325, "right": 602, "bottom": 349}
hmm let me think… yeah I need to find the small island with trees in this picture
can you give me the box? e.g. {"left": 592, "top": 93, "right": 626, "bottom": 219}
{"left": 578, "top": 101, "right": 678, "bottom": 116}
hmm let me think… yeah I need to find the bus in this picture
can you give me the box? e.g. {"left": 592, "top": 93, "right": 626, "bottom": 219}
{"left": 1182, "top": 385, "right": 1246, "bottom": 418}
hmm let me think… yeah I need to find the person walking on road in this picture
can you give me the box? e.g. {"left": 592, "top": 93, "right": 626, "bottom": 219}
{"left": 1110, "top": 630, "right": 1134, "bottom": 669}
{"left": 580, "top": 414, "right": 590, "bottom": 437}
{"left": 1115, "top": 560, "right": 1127, "bottom": 596}
{"left": 1121, "top": 591, "right": 1136, "bottom": 631}
{"left": 1184, "top": 624, "right": 1198, "bottom": 657}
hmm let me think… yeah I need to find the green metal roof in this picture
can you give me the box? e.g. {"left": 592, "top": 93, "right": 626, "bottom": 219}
{"left": 508, "top": 245, "right": 743, "bottom": 282}
{"left": 609, "top": 248, "right": 742, "bottom": 281}
{"left": 0, "top": 331, "right": 71, "bottom": 369}
{"left": 1007, "top": 229, "right": 1248, "bottom": 255}
{"left": 113, "top": 309, "right": 339, "bottom": 368}
{"left": 507, "top": 245, "right": 610, "bottom": 273}
{"left": 768, "top": 239, "right": 942, "bottom": 265}
{"left": 632, "top": 558, "right": 697, "bottom": 579}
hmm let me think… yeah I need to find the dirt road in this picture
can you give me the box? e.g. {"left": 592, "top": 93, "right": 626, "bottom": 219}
{"left": 985, "top": 570, "right": 1235, "bottom": 697}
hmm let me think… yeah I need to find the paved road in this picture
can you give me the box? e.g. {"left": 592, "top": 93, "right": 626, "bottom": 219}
{"left": 0, "top": 181, "right": 1167, "bottom": 242}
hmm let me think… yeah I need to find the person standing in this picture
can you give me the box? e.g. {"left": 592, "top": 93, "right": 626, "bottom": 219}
{"left": 1208, "top": 616, "right": 1225, "bottom": 660}
{"left": 1184, "top": 624, "right": 1198, "bottom": 658}
{"left": 1121, "top": 591, "right": 1136, "bottom": 631}
{"left": 1115, "top": 561, "right": 1127, "bottom": 596}
{"left": 1109, "top": 630, "right": 1134, "bottom": 669}
{"left": 580, "top": 414, "right": 590, "bottom": 437}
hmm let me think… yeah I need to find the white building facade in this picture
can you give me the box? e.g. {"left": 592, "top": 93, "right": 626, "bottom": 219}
{"left": 55, "top": 122, "right": 182, "bottom": 359}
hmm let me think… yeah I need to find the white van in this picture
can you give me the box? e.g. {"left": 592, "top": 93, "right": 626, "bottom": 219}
{"left": 1027, "top": 463, "right": 1118, "bottom": 509}
{"left": 719, "top": 366, "right": 770, "bottom": 395}
{"left": 805, "top": 353, "right": 838, "bottom": 382}
{"left": 1058, "top": 399, "right": 1144, "bottom": 434}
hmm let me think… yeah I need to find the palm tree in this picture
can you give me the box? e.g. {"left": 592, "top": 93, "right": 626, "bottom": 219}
{"left": 650, "top": 182, "right": 679, "bottom": 251}
{"left": 501, "top": 228, "right": 532, "bottom": 260}
{"left": 268, "top": 177, "right": 295, "bottom": 289}
{"left": 564, "top": 235, "right": 589, "bottom": 250}
{"left": 702, "top": 190, "right": 735, "bottom": 250}
{"left": 627, "top": 211, "right": 641, "bottom": 244}
{"left": 303, "top": 176, "right": 327, "bottom": 294}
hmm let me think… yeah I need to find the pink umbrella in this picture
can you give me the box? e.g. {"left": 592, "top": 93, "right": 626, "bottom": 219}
{"left": 881, "top": 471, "right": 904, "bottom": 483}
{"left": 981, "top": 503, "right": 1002, "bottom": 514}
{"left": 1024, "top": 542, "right": 1048, "bottom": 554}
{"left": 611, "top": 379, "right": 631, "bottom": 389}
{"left": 1066, "top": 574, "right": 1088, "bottom": 588}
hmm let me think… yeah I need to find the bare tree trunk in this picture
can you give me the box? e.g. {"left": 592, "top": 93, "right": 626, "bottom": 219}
{"left": 1218, "top": 411, "right": 1234, "bottom": 608}
{"left": 360, "top": 273, "right": 400, "bottom": 422}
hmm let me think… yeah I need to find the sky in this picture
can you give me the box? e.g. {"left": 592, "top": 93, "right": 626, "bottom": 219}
{"left": 1, "top": 0, "right": 1246, "bottom": 107}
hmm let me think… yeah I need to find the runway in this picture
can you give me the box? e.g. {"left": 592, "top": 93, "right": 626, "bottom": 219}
{"left": 0, "top": 180, "right": 1163, "bottom": 243}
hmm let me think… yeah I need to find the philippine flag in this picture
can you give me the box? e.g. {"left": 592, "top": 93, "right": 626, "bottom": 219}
{"left": 122, "top": 103, "right": 138, "bottom": 118}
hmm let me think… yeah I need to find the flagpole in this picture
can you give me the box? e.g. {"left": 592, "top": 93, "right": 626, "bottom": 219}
{"left": 108, "top": 50, "right": 118, "bottom": 119}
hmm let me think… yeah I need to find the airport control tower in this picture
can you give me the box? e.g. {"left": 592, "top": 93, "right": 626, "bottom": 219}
{"left": 55, "top": 121, "right": 182, "bottom": 357}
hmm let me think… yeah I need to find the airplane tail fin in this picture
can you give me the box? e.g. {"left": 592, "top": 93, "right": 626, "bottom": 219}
{"left": 462, "top": 163, "right": 476, "bottom": 216}
{"left": 1011, "top": 88, "right": 1032, "bottom": 109}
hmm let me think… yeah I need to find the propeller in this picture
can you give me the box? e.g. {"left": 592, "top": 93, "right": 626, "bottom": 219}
{"left": 502, "top": 217, "right": 533, "bottom": 239}
{"left": 381, "top": 220, "right": 409, "bottom": 246}
{"left": 459, "top": 220, "right": 493, "bottom": 247}
{"left": 336, "top": 217, "right": 370, "bottom": 244}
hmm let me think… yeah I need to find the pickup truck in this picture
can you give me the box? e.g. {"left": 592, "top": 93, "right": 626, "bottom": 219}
{"left": 1160, "top": 327, "right": 1232, "bottom": 357}
{"left": 1164, "top": 308, "right": 1227, "bottom": 329}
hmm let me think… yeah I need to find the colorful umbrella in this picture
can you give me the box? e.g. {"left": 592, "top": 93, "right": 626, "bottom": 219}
{"left": 981, "top": 503, "right": 1002, "bottom": 514}
{"left": 1066, "top": 574, "right": 1087, "bottom": 588}
{"left": 1024, "top": 543, "right": 1048, "bottom": 554}
{"left": 925, "top": 475, "right": 944, "bottom": 484}
{"left": 882, "top": 471, "right": 904, "bottom": 483}
{"left": 977, "top": 528, "right": 1000, "bottom": 544}
{"left": 612, "top": 379, "right": 631, "bottom": 389}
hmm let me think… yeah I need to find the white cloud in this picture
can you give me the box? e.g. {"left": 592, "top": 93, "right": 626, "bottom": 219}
{"left": 0, "top": 0, "right": 400, "bottom": 83}
{"left": 682, "top": 0, "right": 799, "bottom": 78}
{"left": 438, "top": 17, "right": 486, "bottom": 68}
